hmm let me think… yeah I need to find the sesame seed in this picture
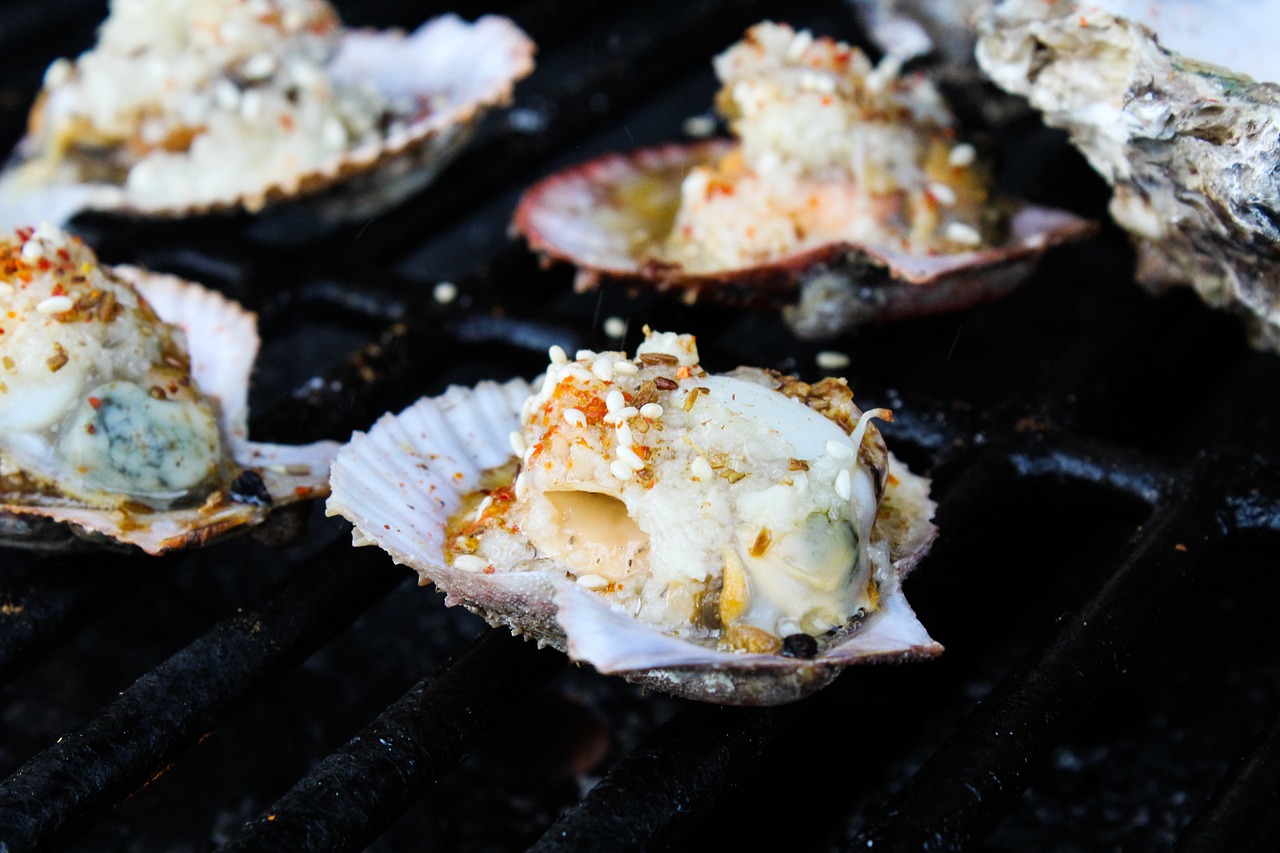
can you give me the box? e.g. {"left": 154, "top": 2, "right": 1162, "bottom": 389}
{"left": 613, "top": 360, "right": 639, "bottom": 375}
{"left": 473, "top": 495, "right": 494, "bottom": 520}
{"left": 576, "top": 573, "right": 609, "bottom": 590}
{"left": 36, "top": 296, "right": 73, "bottom": 314}
{"left": 603, "top": 316, "right": 628, "bottom": 338}
{"left": 514, "top": 473, "right": 528, "bottom": 500}
{"left": 928, "top": 182, "right": 958, "bottom": 206}
{"left": 617, "top": 406, "right": 639, "bottom": 420}
{"left": 605, "top": 389, "right": 626, "bottom": 413}
{"left": 566, "top": 363, "right": 593, "bottom": 383}
{"left": 576, "top": 349, "right": 596, "bottom": 361}
{"left": 691, "top": 455, "right": 713, "bottom": 481}
{"left": 562, "top": 408, "right": 587, "bottom": 428}
{"left": 610, "top": 460, "right": 634, "bottom": 481}
{"left": 815, "top": 351, "right": 850, "bottom": 370}
{"left": 826, "top": 440, "right": 855, "bottom": 460}
{"left": 616, "top": 422, "right": 634, "bottom": 448}
{"left": 432, "top": 281, "right": 458, "bottom": 304}
{"left": 453, "top": 555, "right": 490, "bottom": 573}
{"left": 591, "top": 358, "right": 614, "bottom": 382}
{"left": 214, "top": 79, "right": 240, "bottom": 111}
{"left": 21, "top": 241, "right": 44, "bottom": 261}
{"left": 949, "top": 143, "right": 977, "bottom": 168}
{"left": 508, "top": 431, "right": 527, "bottom": 457}
{"left": 523, "top": 445, "right": 536, "bottom": 464}
{"left": 617, "top": 444, "right": 646, "bottom": 471}
{"left": 639, "top": 403, "right": 664, "bottom": 419}
{"left": 242, "top": 52, "right": 277, "bottom": 80}
{"left": 944, "top": 222, "right": 983, "bottom": 247}
{"left": 548, "top": 345, "right": 568, "bottom": 365}
{"left": 835, "top": 468, "right": 853, "bottom": 501}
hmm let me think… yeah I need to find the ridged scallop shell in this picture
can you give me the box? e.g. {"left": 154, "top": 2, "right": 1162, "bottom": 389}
{"left": 0, "top": 267, "right": 337, "bottom": 554}
{"left": 0, "top": 14, "right": 535, "bottom": 225}
{"left": 326, "top": 379, "right": 941, "bottom": 705}
{"left": 513, "top": 140, "right": 1096, "bottom": 338}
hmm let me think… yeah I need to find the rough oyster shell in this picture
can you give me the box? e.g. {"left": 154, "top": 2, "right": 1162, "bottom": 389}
{"left": 513, "top": 140, "right": 1095, "bottom": 338}
{"left": 976, "top": 0, "right": 1280, "bottom": 349}
{"left": 326, "top": 378, "right": 941, "bottom": 705}
{"left": 0, "top": 14, "right": 535, "bottom": 225}
{"left": 0, "top": 266, "right": 337, "bottom": 554}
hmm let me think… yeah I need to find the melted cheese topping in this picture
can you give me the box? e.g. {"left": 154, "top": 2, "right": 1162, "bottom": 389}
{"left": 455, "top": 329, "right": 890, "bottom": 653}
{"left": 0, "top": 224, "right": 223, "bottom": 507}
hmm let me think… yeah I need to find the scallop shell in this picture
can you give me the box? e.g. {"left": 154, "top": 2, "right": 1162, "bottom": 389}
{"left": 0, "top": 14, "right": 535, "bottom": 225}
{"left": 513, "top": 140, "right": 1096, "bottom": 338}
{"left": 0, "top": 267, "right": 337, "bottom": 554}
{"left": 326, "top": 379, "right": 942, "bottom": 705}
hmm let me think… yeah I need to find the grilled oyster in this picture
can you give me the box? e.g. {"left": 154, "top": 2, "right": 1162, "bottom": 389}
{"left": 327, "top": 330, "right": 940, "bottom": 705}
{"left": 976, "top": 0, "right": 1280, "bottom": 349}
{"left": 0, "top": 223, "right": 335, "bottom": 553}
{"left": 514, "top": 21, "right": 1092, "bottom": 339}
{"left": 0, "top": 1, "right": 534, "bottom": 223}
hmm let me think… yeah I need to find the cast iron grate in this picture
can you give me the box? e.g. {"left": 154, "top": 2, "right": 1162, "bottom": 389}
{"left": 1, "top": 1, "right": 1279, "bottom": 851}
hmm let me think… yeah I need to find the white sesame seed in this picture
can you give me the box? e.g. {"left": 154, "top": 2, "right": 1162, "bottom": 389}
{"left": 453, "top": 555, "right": 490, "bottom": 573}
{"left": 949, "top": 143, "right": 977, "bottom": 168}
{"left": 682, "top": 115, "right": 716, "bottom": 138}
{"left": 562, "top": 408, "right": 587, "bottom": 428}
{"left": 576, "top": 573, "right": 610, "bottom": 590}
{"left": 566, "top": 363, "right": 593, "bottom": 383}
{"left": 591, "top": 358, "right": 614, "bottom": 382}
{"left": 36, "top": 296, "right": 73, "bottom": 314}
{"left": 613, "top": 360, "right": 639, "bottom": 375}
{"left": 508, "top": 431, "right": 527, "bottom": 457}
{"left": 617, "top": 445, "right": 647, "bottom": 471}
{"left": 605, "top": 389, "right": 626, "bottom": 413}
{"left": 610, "top": 460, "right": 634, "bottom": 481}
{"left": 603, "top": 316, "right": 628, "bottom": 338}
{"left": 432, "top": 281, "right": 458, "bottom": 304}
{"left": 242, "top": 52, "right": 277, "bottom": 80}
{"left": 576, "top": 349, "right": 595, "bottom": 361}
{"left": 786, "top": 29, "right": 813, "bottom": 61}
{"left": 214, "top": 79, "right": 241, "bottom": 111}
{"left": 514, "top": 473, "right": 528, "bottom": 500}
{"left": 928, "top": 182, "right": 958, "bottom": 207}
{"left": 944, "top": 222, "right": 983, "bottom": 247}
{"left": 616, "top": 422, "right": 634, "bottom": 448}
{"left": 835, "top": 469, "right": 853, "bottom": 501}
{"left": 617, "top": 406, "right": 639, "bottom": 421}
{"left": 691, "top": 456, "right": 713, "bottom": 481}
{"left": 777, "top": 618, "right": 803, "bottom": 638}
{"left": 43, "top": 58, "right": 72, "bottom": 88}
{"left": 815, "top": 351, "right": 850, "bottom": 370}
{"left": 639, "top": 403, "right": 664, "bottom": 419}
{"left": 240, "top": 89, "right": 264, "bottom": 121}
{"left": 473, "top": 495, "right": 494, "bottom": 520}
{"left": 20, "top": 240, "right": 43, "bottom": 261}
{"left": 523, "top": 445, "right": 536, "bottom": 465}
{"left": 826, "top": 440, "right": 855, "bottom": 460}
{"left": 548, "top": 345, "right": 569, "bottom": 365}
{"left": 322, "top": 117, "right": 347, "bottom": 150}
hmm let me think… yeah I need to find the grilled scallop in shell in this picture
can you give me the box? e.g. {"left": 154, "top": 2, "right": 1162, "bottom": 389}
{"left": 0, "top": 223, "right": 336, "bottom": 553}
{"left": 327, "top": 329, "right": 940, "bottom": 705}
{"left": 0, "top": 1, "right": 535, "bottom": 224}
{"left": 514, "top": 21, "right": 1093, "bottom": 338}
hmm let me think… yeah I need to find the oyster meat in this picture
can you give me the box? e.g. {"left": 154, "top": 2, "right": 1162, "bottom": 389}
{"left": 0, "top": 223, "right": 336, "bottom": 553}
{"left": 514, "top": 21, "right": 1092, "bottom": 339}
{"left": 0, "top": 0, "right": 534, "bottom": 223}
{"left": 327, "top": 329, "right": 941, "bottom": 705}
{"left": 976, "top": 0, "right": 1280, "bottom": 348}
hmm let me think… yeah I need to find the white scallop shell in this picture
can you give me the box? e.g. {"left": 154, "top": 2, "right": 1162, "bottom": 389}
{"left": 327, "top": 379, "right": 942, "bottom": 705}
{"left": 0, "top": 268, "right": 338, "bottom": 554}
{"left": 0, "top": 14, "right": 535, "bottom": 225}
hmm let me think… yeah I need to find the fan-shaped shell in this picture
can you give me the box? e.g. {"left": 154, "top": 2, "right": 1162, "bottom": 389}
{"left": 326, "top": 379, "right": 941, "bottom": 705}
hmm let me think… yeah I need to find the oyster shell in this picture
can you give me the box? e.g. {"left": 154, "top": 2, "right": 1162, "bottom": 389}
{"left": 327, "top": 333, "right": 941, "bottom": 705}
{"left": 0, "top": 3, "right": 535, "bottom": 224}
{"left": 976, "top": 0, "right": 1280, "bottom": 348}
{"left": 0, "top": 224, "right": 336, "bottom": 554}
{"left": 513, "top": 21, "right": 1093, "bottom": 339}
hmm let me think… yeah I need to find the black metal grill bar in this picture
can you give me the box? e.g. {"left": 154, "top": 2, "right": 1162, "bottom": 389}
{"left": 846, "top": 464, "right": 1229, "bottom": 850}
{"left": 0, "top": 543, "right": 404, "bottom": 851}
{"left": 216, "top": 629, "right": 564, "bottom": 853}
{"left": 529, "top": 705, "right": 779, "bottom": 853}
{"left": 1174, "top": 709, "right": 1280, "bottom": 852}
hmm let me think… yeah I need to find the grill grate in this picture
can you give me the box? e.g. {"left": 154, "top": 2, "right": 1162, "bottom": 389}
{"left": 2, "top": 1, "right": 1279, "bottom": 851}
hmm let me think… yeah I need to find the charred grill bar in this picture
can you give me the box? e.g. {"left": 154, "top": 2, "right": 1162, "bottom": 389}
{"left": 2, "top": 1, "right": 1279, "bottom": 851}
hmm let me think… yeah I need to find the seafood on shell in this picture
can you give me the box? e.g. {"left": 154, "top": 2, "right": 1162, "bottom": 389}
{"left": 327, "top": 330, "right": 941, "bottom": 705}
{"left": 0, "top": 223, "right": 336, "bottom": 553}
{"left": 976, "top": 0, "right": 1280, "bottom": 349}
{"left": 0, "top": 1, "right": 535, "bottom": 224}
{"left": 514, "top": 21, "right": 1093, "bottom": 339}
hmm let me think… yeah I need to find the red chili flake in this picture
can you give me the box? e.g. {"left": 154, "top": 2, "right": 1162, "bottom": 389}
{"left": 56, "top": 248, "right": 70, "bottom": 261}
{"left": 88, "top": 396, "right": 102, "bottom": 409}
{"left": 51, "top": 283, "right": 65, "bottom": 296}
{"left": 279, "top": 114, "right": 295, "bottom": 130}
{"left": 294, "top": 486, "right": 312, "bottom": 496}
{"left": 86, "top": 423, "right": 97, "bottom": 435}
{"left": 37, "top": 258, "right": 51, "bottom": 271}
{"left": 820, "top": 96, "right": 832, "bottom": 106}
{"left": 0, "top": 328, "right": 4, "bottom": 335}
{"left": 676, "top": 366, "right": 694, "bottom": 380}
{"left": 483, "top": 566, "right": 496, "bottom": 575}
{"left": 581, "top": 395, "right": 608, "bottom": 424}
